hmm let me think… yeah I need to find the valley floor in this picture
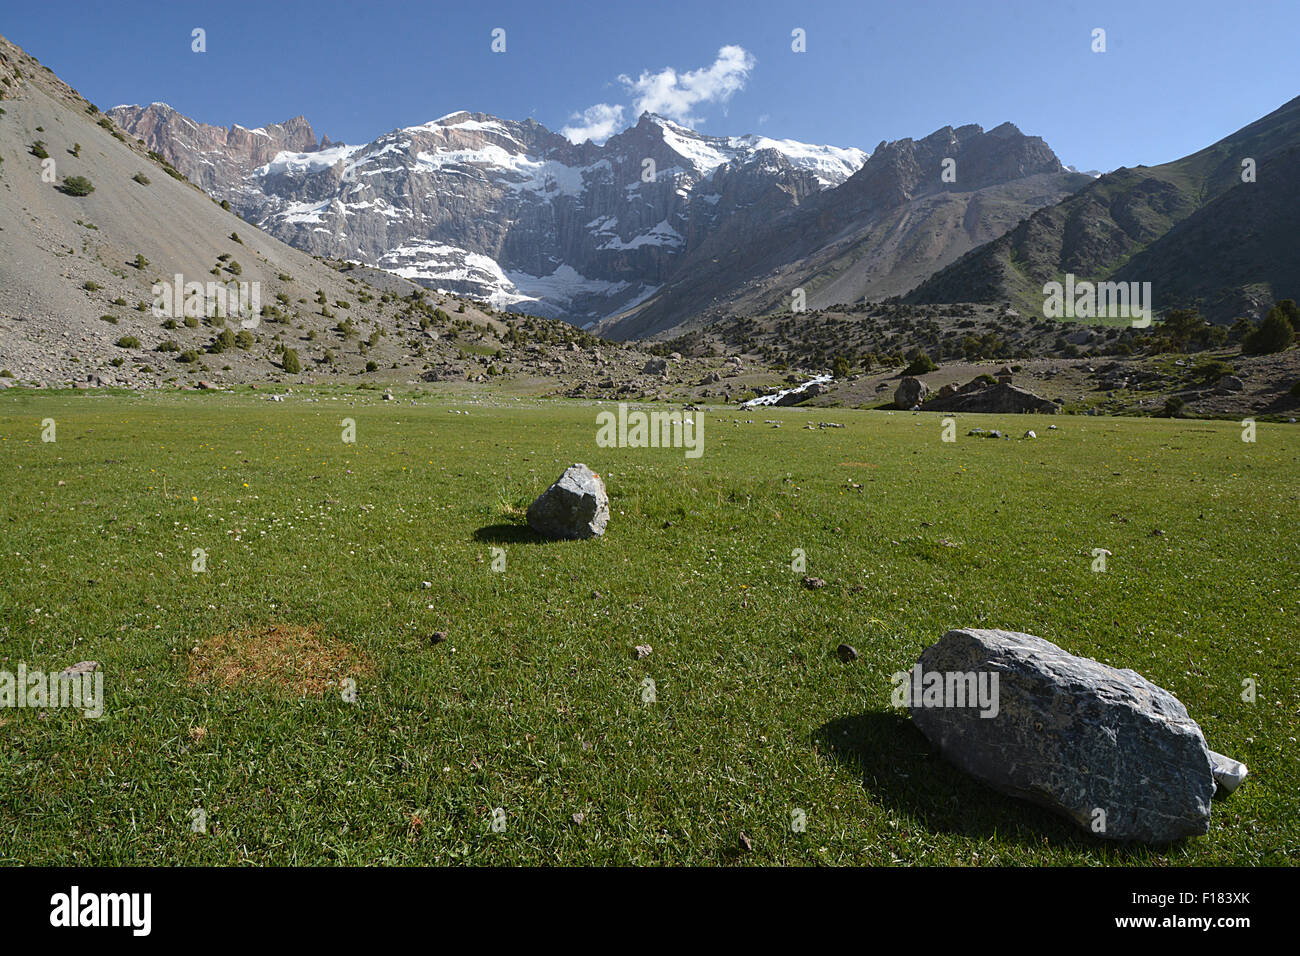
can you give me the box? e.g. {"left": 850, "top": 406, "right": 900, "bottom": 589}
{"left": 0, "top": 389, "right": 1294, "bottom": 864}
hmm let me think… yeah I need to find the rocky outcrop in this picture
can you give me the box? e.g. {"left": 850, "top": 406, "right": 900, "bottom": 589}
{"left": 925, "top": 381, "right": 1059, "bottom": 413}
{"left": 894, "top": 376, "right": 929, "bottom": 408}
{"left": 907, "top": 628, "right": 1231, "bottom": 843}
{"left": 108, "top": 103, "right": 321, "bottom": 198}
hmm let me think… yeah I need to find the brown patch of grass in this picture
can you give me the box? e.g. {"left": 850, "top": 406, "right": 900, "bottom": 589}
{"left": 187, "top": 624, "right": 372, "bottom": 697}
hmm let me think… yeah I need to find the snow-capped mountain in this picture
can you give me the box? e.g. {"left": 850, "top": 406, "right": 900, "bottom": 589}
{"left": 110, "top": 105, "right": 866, "bottom": 323}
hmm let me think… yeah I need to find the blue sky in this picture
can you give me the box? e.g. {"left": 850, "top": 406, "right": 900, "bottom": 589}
{"left": 3, "top": 0, "right": 1297, "bottom": 171}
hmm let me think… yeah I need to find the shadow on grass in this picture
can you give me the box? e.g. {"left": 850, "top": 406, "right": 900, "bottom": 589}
{"left": 472, "top": 522, "right": 551, "bottom": 544}
{"left": 814, "top": 712, "right": 1157, "bottom": 857}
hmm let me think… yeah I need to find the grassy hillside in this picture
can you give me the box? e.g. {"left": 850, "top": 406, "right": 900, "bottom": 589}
{"left": 0, "top": 388, "right": 1293, "bottom": 864}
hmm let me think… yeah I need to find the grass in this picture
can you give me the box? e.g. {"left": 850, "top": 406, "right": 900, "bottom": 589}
{"left": 0, "top": 387, "right": 1295, "bottom": 865}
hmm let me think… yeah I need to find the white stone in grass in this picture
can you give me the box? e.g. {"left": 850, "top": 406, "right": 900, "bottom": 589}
{"left": 1209, "top": 752, "right": 1248, "bottom": 795}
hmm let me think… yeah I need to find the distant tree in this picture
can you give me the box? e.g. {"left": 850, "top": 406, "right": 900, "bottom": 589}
{"left": 903, "top": 352, "right": 938, "bottom": 375}
{"left": 1160, "top": 308, "right": 1208, "bottom": 351}
{"left": 281, "top": 348, "right": 301, "bottom": 374}
{"left": 832, "top": 355, "right": 851, "bottom": 379}
{"left": 1243, "top": 303, "right": 1296, "bottom": 355}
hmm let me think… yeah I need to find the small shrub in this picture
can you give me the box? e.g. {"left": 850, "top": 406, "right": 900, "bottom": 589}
{"left": 132, "top": 172, "right": 150, "bottom": 185}
{"left": 115, "top": 335, "right": 142, "bottom": 349}
{"left": 58, "top": 175, "right": 95, "bottom": 196}
{"left": 178, "top": 350, "right": 200, "bottom": 363}
{"left": 281, "top": 348, "right": 301, "bottom": 374}
{"left": 99, "top": 314, "right": 118, "bottom": 324}
{"left": 30, "top": 141, "right": 48, "bottom": 159}
{"left": 209, "top": 328, "right": 236, "bottom": 353}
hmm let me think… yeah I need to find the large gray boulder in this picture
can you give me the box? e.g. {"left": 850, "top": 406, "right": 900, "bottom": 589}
{"left": 906, "top": 628, "right": 1227, "bottom": 843}
{"left": 894, "top": 376, "right": 929, "bottom": 408}
{"left": 925, "top": 381, "right": 1059, "bottom": 414}
{"left": 526, "top": 464, "right": 609, "bottom": 540}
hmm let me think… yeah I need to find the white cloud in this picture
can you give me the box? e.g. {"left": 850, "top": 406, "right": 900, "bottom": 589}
{"left": 561, "top": 45, "right": 758, "bottom": 143}
{"left": 561, "top": 103, "right": 626, "bottom": 144}
{"left": 619, "top": 45, "right": 756, "bottom": 126}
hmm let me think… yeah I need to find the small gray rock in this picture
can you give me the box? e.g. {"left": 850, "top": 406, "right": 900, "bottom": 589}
{"left": 1209, "top": 751, "right": 1248, "bottom": 796}
{"left": 526, "top": 464, "right": 609, "bottom": 540}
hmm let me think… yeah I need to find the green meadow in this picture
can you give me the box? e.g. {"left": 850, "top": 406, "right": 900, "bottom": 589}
{"left": 0, "top": 387, "right": 1295, "bottom": 864}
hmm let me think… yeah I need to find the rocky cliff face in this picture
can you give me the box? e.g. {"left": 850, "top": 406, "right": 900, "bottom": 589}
{"left": 109, "top": 106, "right": 866, "bottom": 325}
{"left": 109, "top": 102, "right": 1085, "bottom": 335}
{"left": 107, "top": 102, "right": 321, "bottom": 200}
{"left": 598, "top": 121, "right": 1088, "bottom": 338}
